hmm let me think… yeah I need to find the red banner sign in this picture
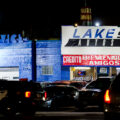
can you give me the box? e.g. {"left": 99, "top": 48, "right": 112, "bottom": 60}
{"left": 63, "top": 55, "right": 120, "bottom": 66}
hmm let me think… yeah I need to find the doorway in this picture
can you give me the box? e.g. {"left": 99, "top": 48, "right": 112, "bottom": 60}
{"left": 0, "top": 67, "right": 19, "bottom": 81}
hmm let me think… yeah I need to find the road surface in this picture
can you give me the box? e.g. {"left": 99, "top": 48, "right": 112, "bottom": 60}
{"left": 0, "top": 111, "right": 104, "bottom": 120}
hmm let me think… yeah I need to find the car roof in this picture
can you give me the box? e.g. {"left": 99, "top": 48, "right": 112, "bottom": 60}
{"left": 45, "top": 84, "right": 78, "bottom": 90}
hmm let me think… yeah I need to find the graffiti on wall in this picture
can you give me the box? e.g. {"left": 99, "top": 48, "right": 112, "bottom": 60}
{"left": 0, "top": 34, "right": 28, "bottom": 43}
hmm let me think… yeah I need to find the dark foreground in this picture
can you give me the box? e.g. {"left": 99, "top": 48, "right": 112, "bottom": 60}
{"left": 0, "top": 111, "right": 104, "bottom": 120}
{"left": 0, "top": 106, "right": 103, "bottom": 120}
{"left": 0, "top": 106, "right": 120, "bottom": 120}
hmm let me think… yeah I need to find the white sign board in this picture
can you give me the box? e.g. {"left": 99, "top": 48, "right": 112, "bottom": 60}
{"left": 62, "top": 26, "right": 120, "bottom": 55}
{"left": 61, "top": 26, "right": 120, "bottom": 66}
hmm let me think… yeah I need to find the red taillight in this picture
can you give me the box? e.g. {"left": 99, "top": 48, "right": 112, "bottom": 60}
{"left": 104, "top": 90, "right": 111, "bottom": 104}
{"left": 25, "top": 91, "right": 31, "bottom": 98}
{"left": 42, "top": 91, "right": 47, "bottom": 101}
{"left": 44, "top": 91, "right": 47, "bottom": 99}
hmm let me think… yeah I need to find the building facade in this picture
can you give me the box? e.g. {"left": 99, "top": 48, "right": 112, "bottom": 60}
{"left": 0, "top": 26, "right": 120, "bottom": 82}
{"left": 0, "top": 34, "right": 69, "bottom": 82}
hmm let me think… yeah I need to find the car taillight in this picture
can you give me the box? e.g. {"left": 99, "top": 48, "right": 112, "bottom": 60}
{"left": 104, "top": 90, "right": 111, "bottom": 104}
{"left": 43, "top": 91, "right": 47, "bottom": 101}
{"left": 25, "top": 91, "right": 31, "bottom": 98}
{"left": 44, "top": 91, "right": 47, "bottom": 99}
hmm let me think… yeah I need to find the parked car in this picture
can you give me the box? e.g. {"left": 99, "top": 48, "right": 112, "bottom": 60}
{"left": 76, "top": 77, "right": 114, "bottom": 111}
{"left": 104, "top": 74, "right": 120, "bottom": 120}
{"left": 0, "top": 80, "right": 42, "bottom": 115}
{"left": 49, "top": 80, "right": 87, "bottom": 90}
{"left": 36, "top": 85, "right": 79, "bottom": 110}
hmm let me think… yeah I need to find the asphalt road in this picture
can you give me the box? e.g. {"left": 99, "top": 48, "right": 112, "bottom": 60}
{"left": 1, "top": 105, "right": 120, "bottom": 120}
{"left": 35, "top": 111, "right": 104, "bottom": 120}
{"left": 0, "top": 111, "right": 104, "bottom": 120}
{"left": 0, "top": 106, "right": 104, "bottom": 120}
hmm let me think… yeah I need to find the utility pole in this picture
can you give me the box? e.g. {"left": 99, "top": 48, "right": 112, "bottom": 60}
{"left": 85, "top": 0, "right": 87, "bottom": 7}
{"left": 32, "top": 38, "right": 37, "bottom": 82}
{"left": 30, "top": 25, "right": 37, "bottom": 82}
{"left": 22, "top": 26, "right": 37, "bottom": 82}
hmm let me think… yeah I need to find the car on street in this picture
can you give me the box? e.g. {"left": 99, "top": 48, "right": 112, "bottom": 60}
{"left": 76, "top": 77, "right": 114, "bottom": 111}
{"left": 0, "top": 80, "right": 42, "bottom": 115}
{"left": 104, "top": 74, "right": 120, "bottom": 120}
{"left": 48, "top": 80, "right": 87, "bottom": 90}
{"left": 36, "top": 85, "right": 79, "bottom": 110}
{"left": 69, "top": 81, "right": 87, "bottom": 90}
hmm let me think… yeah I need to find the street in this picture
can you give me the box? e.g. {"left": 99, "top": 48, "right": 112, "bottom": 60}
{"left": 0, "top": 111, "right": 104, "bottom": 120}
{"left": 0, "top": 107, "right": 104, "bottom": 120}
{"left": 34, "top": 111, "right": 104, "bottom": 120}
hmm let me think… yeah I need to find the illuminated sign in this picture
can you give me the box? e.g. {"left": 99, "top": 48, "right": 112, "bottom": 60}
{"left": 99, "top": 67, "right": 107, "bottom": 74}
{"left": 63, "top": 55, "right": 120, "bottom": 66}
{"left": 80, "top": 7, "right": 92, "bottom": 21}
{"left": 61, "top": 26, "right": 120, "bottom": 55}
{"left": 77, "top": 70, "right": 86, "bottom": 75}
{"left": 62, "top": 26, "right": 120, "bottom": 66}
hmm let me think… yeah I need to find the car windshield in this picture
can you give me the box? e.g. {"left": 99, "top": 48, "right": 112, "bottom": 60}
{"left": 111, "top": 74, "right": 120, "bottom": 91}
{"left": 86, "top": 78, "right": 111, "bottom": 90}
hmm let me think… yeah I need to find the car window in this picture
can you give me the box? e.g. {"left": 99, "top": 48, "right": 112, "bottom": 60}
{"left": 86, "top": 81, "right": 96, "bottom": 89}
{"left": 45, "top": 87, "right": 65, "bottom": 97}
{"left": 70, "top": 83, "right": 83, "bottom": 89}
{"left": 86, "top": 79, "right": 111, "bottom": 90}
{"left": 45, "top": 86, "right": 77, "bottom": 98}
{"left": 111, "top": 74, "right": 120, "bottom": 91}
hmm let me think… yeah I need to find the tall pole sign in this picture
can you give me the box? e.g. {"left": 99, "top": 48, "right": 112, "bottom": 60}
{"left": 80, "top": 7, "right": 92, "bottom": 26}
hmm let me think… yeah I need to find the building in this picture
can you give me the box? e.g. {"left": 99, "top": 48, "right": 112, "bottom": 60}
{"left": 0, "top": 26, "right": 120, "bottom": 82}
{"left": 0, "top": 34, "right": 63, "bottom": 82}
{"left": 61, "top": 26, "right": 120, "bottom": 81}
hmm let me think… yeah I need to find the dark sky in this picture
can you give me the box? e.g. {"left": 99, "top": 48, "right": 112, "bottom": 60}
{"left": 0, "top": 0, "right": 120, "bottom": 38}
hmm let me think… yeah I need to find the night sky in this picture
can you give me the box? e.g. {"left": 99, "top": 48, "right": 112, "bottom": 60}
{"left": 0, "top": 0, "right": 120, "bottom": 39}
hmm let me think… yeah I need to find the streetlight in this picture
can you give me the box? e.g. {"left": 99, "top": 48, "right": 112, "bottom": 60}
{"left": 95, "top": 22, "right": 100, "bottom": 27}
{"left": 74, "top": 23, "right": 78, "bottom": 27}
